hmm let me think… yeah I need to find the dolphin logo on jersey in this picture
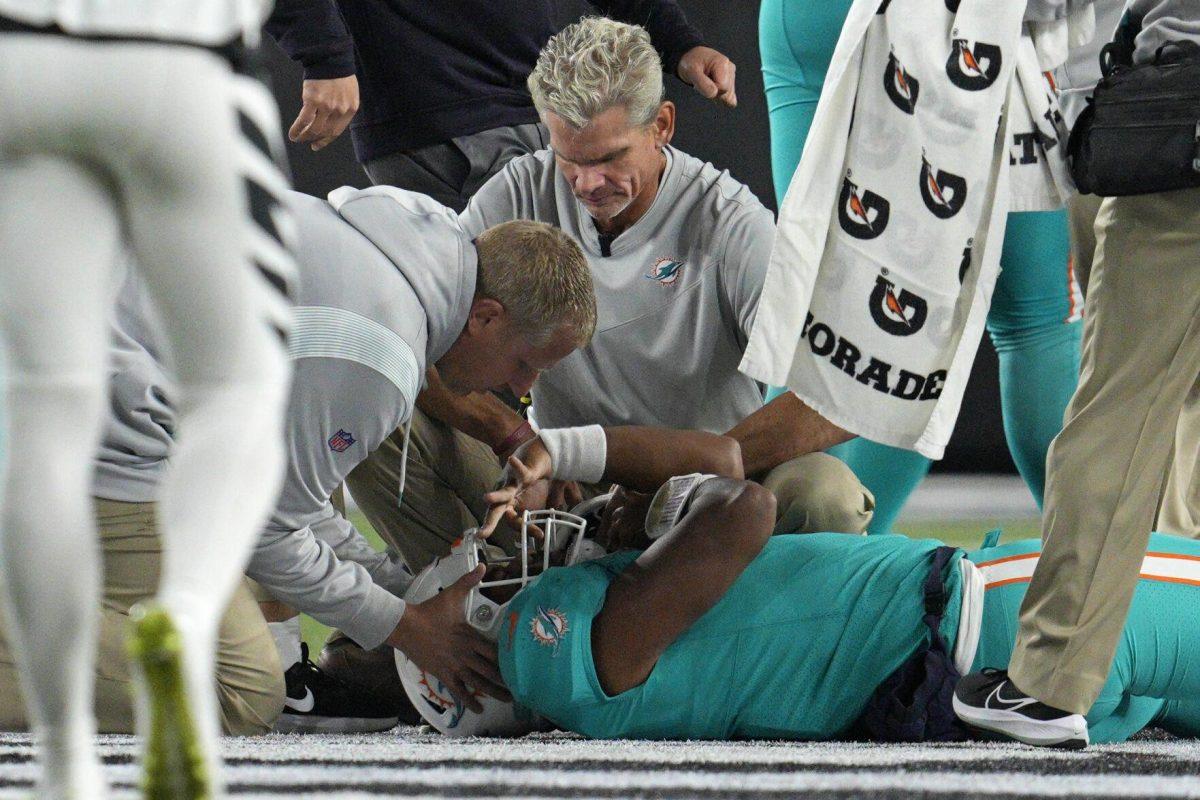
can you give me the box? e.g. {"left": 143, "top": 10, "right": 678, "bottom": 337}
{"left": 919, "top": 153, "right": 968, "bottom": 219}
{"left": 646, "top": 258, "right": 685, "bottom": 286}
{"left": 530, "top": 607, "right": 569, "bottom": 654}
{"left": 946, "top": 39, "right": 1002, "bottom": 91}
{"left": 838, "top": 176, "right": 891, "bottom": 240}
{"left": 884, "top": 51, "right": 920, "bottom": 114}
{"left": 328, "top": 429, "right": 356, "bottom": 453}
{"left": 417, "top": 671, "right": 466, "bottom": 728}
{"left": 869, "top": 274, "right": 928, "bottom": 336}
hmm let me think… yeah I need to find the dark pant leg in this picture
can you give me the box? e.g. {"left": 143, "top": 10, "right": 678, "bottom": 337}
{"left": 363, "top": 123, "right": 547, "bottom": 212}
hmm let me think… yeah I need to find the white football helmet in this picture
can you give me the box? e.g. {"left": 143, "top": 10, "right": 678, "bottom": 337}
{"left": 395, "top": 506, "right": 603, "bottom": 737}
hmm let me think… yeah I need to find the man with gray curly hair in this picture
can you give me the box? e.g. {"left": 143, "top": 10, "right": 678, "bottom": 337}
{"left": 527, "top": 16, "right": 668, "bottom": 131}
{"left": 342, "top": 16, "right": 872, "bottom": 610}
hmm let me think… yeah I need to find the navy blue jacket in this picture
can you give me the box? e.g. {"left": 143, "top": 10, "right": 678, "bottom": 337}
{"left": 266, "top": 1, "right": 704, "bottom": 163}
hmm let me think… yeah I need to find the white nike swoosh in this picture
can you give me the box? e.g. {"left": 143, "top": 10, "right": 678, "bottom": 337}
{"left": 285, "top": 687, "right": 315, "bottom": 714}
{"left": 986, "top": 682, "right": 1037, "bottom": 712}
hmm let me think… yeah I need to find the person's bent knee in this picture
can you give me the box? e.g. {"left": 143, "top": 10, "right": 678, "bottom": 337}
{"left": 763, "top": 452, "right": 875, "bottom": 534}
{"left": 216, "top": 584, "right": 286, "bottom": 735}
{"left": 218, "top": 663, "right": 285, "bottom": 736}
{"left": 728, "top": 480, "right": 777, "bottom": 530}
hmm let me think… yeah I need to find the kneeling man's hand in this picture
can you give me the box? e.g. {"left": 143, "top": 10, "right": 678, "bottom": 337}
{"left": 386, "top": 564, "right": 511, "bottom": 711}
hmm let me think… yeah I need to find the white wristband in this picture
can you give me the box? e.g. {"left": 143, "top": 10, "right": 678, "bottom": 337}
{"left": 537, "top": 425, "right": 607, "bottom": 483}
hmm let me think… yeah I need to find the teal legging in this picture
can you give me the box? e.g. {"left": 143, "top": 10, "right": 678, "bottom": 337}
{"left": 760, "top": 0, "right": 1082, "bottom": 533}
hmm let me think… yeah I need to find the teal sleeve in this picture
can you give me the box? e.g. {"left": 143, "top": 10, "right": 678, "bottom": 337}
{"left": 499, "top": 553, "right": 639, "bottom": 736}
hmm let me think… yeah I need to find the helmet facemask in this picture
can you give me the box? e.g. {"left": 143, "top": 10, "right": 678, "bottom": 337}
{"left": 395, "top": 508, "right": 598, "bottom": 737}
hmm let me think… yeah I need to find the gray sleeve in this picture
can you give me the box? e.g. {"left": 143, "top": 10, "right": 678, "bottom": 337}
{"left": 94, "top": 257, "right": 176, "bottom": 501}
{"left": 719, "top": 205, "right": 777, "bottom": 349}
{"left": 309, "top": 502, "right": 413, "bottom": 599}
{"left": 249, "top": 514, "right": 407, "bottom": 649}
{"left": 459, "top": 156, "right": 528, "bottom": 238}
{"left": 248, "top": 356, "right": 414, "bottom": 649}
{"left": 1129, "top": 0, "right": 1200, "bottom": 63}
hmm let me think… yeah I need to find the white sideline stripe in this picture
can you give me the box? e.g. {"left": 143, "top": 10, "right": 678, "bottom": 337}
{"left": 5, "top": 736, "right": 1200, "bottom": 799}
{"left": 0, "top": 734, "right": 1193, "bottom": 766}
{"left": 978, "top": 553, "right": 1200, "bottom": 589}
{"left": 0, "top": 740, "right": 1161, "bottom": 768}
{"left": 3, "top": 764, "right": 1200, "bottom": 798}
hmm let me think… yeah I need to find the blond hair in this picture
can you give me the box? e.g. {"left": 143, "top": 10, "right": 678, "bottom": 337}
{"left": 475, "top": 220, "right": 596, "bottom": 346}
{"left": 528, "top": 16, "right": 664, "bottom": 129}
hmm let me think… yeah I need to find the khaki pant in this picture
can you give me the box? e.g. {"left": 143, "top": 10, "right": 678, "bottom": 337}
{"left": 1069, "top": 191, "right": 1200, "bottom": 538}
{"left": 0, "top": 499, "right": 284, "bottom": 735}
{"left": 1009, "top": 186, "right": 1200, "bottom": 714}
{"left": 1158, "top": 380, "right": 1200, "bottom": 537}
{"left": 347, "top": 408, "right": 875, "bottom": 573}
{"left": 1066, "top": 191, "right": 1104, "bottom": 297}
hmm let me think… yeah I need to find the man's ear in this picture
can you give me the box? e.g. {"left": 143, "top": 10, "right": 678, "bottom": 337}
{"left": 465, "top": 296, "right": 507, "bottom": 337}
{"left": 653, "top": 101, "right": 676, "bottom": 148}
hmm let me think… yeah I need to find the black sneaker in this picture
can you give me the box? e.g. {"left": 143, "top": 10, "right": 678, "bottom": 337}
{"left": 318, "top": 637, "right": 422, "bottom": 725}
{"left": 953, "top": 668, "right": 1088, "bottom": 748}
{"left": 274, "top": 643, "right": 400, "bottom": 734}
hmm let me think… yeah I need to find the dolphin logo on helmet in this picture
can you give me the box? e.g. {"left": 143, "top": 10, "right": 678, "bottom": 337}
{"left": 394, "top": 507, "right": 603, "bottom": 737}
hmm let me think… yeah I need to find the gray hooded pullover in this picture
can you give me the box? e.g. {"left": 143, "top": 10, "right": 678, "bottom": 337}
{"left": 460, "top": 146, "right": 775, "bottom": 434}
{"left": 93, "top": 186, "right": 477, "bottom": 649}
{"left": 1127, "top": 0, "right": 1200, "bottom": 62}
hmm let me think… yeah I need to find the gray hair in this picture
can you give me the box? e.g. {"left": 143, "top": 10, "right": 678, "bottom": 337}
{"left": 528, "top": 17, "right": 665, "bottom": 129}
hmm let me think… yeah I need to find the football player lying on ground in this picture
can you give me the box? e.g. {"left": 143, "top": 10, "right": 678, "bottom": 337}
{"left": 448, "top": 426, "right": 1200, "bottom": 745}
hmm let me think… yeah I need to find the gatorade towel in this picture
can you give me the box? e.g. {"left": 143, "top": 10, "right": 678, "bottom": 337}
{"left": 740, "top": 0, "right": 1074, "bottom": 458}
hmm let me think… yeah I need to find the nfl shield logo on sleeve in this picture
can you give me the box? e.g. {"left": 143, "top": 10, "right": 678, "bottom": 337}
{"left": 328, "top": 429, "right": 356, "bottom": 453}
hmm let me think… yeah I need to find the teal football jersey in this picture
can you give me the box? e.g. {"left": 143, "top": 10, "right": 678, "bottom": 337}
{"left": 498, "top": 533, "right": 964, "bottom": 740}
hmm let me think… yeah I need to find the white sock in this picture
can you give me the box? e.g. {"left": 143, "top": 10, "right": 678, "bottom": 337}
{"left": 268, "top": 617, "right": 303, "bottom": 669}
{"left": 153, "top": 374, "right": 289, "bottom": 787}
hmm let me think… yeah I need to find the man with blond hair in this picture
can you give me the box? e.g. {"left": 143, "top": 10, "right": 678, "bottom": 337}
{"left": 338, "top": 17, "right": 872, "bottom": 674}
{"left": 0, "top": 185, "right": 598, "bottom": 736}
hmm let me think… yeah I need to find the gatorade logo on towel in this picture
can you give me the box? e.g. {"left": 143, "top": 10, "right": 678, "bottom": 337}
{"left": 920, "top": 153, "right": 968, "bottom": 219}
{"left": 946, "top": 39, "right": 1002, "bottom": 91}
{"left": 838, "top": 175, "right": 891, "bottom": 240}
{"left": 885, "top": 50, "right": 920, "bottom": 114}
{"left": 870, "top": 274, "right": 928, "bottom": 336}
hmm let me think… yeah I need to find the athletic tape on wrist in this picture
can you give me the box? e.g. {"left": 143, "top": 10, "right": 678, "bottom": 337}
{"left": 645, "top": 473, "right": 718, "bottom": 540}
{"left": 537, "top": 425, "right": 607, "bottom": 483}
